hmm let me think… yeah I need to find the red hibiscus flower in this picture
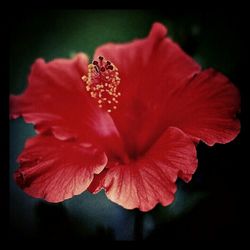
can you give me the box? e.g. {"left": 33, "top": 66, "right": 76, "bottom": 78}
{"left": 10, "top": 22, "right": 240, "bottom": 212}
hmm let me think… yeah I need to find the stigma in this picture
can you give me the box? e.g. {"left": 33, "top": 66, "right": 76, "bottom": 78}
{"left": 82, "top": 56, "right": 121, "bottom": 113}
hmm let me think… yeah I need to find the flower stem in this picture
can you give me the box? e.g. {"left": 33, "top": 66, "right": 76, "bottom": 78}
{"left": 134, "top": 210, "right": 144, "bottom": 241}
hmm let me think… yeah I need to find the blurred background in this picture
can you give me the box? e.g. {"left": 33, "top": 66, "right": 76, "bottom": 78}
{"left": 9, "top": 9, "right": 249, "bottom": 240}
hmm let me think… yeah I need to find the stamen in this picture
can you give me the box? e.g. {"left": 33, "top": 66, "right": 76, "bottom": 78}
{"left": 81, "top": 56, "right": 121, "bottom": 113}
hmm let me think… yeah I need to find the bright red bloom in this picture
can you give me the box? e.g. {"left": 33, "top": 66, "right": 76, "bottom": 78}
{"left": 10, "top": 23, "right": 240, "bottom": 211}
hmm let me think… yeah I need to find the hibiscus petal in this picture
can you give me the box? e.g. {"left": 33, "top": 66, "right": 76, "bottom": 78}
{"left": 94, "top": 22, "right": 240, "bottom": 155}
{"left": 136, "top": 68, "right": 240, "bottom": 148}
{"left": 14, "top": 135, "right": 107, "bottom": 202}
{"left": 167, "top": 69, "right": 241, "bottom": 146}
{"left": 94, "top": 22, "right": 201, "bottom": 155}
{"left": 10, "top": 53, "right": 126, "bottom": 158}
{"left": 88, "top": 127, "right": 197, "bottom": 212}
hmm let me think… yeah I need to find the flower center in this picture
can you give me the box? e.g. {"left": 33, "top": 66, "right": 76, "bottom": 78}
{"left": 82, "top": 56, "right": 121, "bottom": 113}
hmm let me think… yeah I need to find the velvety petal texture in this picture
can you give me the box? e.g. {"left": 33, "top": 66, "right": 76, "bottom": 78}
{"left": 89, "top": 127, "right": 197, "bottom": 211}
{"left": 169, "top": 69, "right": 240, "bottom": 146}
{"left": 15, "top": 135, "right": 107, "bottom": 202}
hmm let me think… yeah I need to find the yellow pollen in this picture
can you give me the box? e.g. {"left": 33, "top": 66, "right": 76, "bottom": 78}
{"left": 81, "top": 56, "right": 121, "bottom": 113}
